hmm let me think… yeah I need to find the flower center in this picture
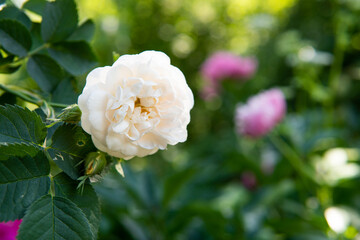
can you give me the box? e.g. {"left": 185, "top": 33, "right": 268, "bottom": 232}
{"left": 105, "top": 83, "right": 161, "bottom": 138}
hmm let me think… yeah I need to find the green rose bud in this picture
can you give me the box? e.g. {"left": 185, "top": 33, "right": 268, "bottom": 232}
{"left": 57, "top": 104, "right": 82, "bottom": 123}
{"left": 84, "top": 152, "right": 107, "bottom": 176}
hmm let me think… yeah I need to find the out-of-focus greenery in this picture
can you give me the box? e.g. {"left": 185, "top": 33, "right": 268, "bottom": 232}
{"left": 81, "top": 0, "right": 360, "bottom": 239}
{"left": 3, "top": 0, "right": 360, "bottom": 239}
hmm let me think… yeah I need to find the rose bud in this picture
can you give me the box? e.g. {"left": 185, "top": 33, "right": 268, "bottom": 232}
{"left": 235, "top": 88, "right": 286, "bottom": 138}
{"left": 78, "top": 51, "right": 194, "bottom": 159}
{"left": 57, "top": 104, "right": 82, "bottom": 123}
{"left": 84, "top": 152, "right": 107, "bottom": 176}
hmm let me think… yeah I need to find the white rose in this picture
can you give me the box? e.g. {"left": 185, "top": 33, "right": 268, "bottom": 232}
{"left": 78, "top": 51, "right": 194, "bottom": 160}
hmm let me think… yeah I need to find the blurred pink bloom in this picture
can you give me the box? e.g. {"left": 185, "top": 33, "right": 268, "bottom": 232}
{"left": 241, "top": 171, "right": 257, "bottom": 190}
{"left": 201, "top": 52, "right": 257, "bottom": 100}
{"left": 235, "top": 88, "right": 286, "bottom": 138}
{"left": 0, "top": 220, "right": 22, "bottom": 240}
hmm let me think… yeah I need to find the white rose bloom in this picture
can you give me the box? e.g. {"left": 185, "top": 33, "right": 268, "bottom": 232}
{"left": 78, "top": 51, "right": 194, "bottom": 159}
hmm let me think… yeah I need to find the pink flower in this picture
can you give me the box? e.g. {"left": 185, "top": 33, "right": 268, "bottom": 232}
{"left": 200, "top": 52, "right": 257, "bottom": 100}
{"left": 241, "top": 171, "right": 257, "bottom": 190}
{"left": 0, "top": 220, "right": 22, "bottom": 240}
{"left": 235, "top": 88, "right": 286, "bottom": 138}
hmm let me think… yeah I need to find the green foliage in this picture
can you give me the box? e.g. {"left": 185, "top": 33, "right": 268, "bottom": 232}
{"left": 0, "top": 6, "right": 31, "bottom": 30}
{"left": 18, "top": 195, "right": 94, "bottom": 240}
{"left": 54, "top": 173, "right": 101, "bottom": 238}
{"left": 0, "top": 0, "right": 97, "bottom": 96}
{"left": 23, "top": 0, "right": 46, "bottom": 15}
{"left": 41, "top": 0, "right": 78, "bottom": 43}
{"left": 51, "top": 78, "right": 78, "bottom": 104}
{"left": 48, "top": 124, "right": 96, "bottom": 179}
{"left": 0, "top": 0, "right": 102, "bottom": 236}
{"left": 0, "top": 19, "right": 32, "bottom": 57}
{"left": 27, "top": 54, "right": 64, "bottom": 92}
{"left": 48, "top": 41, "right": 97, "bottom": 75}
{"left": 0, "top": 105, "right": 47, "bottom": 145}
{"left": 68, "top": 19, "right": 95, "bottom": 42}
{"left": 0, "top": 54, "right": 20, "bottom": 73}
{"left": 0, "top": 144, "right": 50, "bottom": 221}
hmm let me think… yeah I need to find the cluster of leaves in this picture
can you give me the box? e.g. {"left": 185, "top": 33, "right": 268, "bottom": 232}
{"left": 0, "top": 105, "right": 100, "bottom": 239}
{"left": 0, "top": 0, "right": 96, "bottom": 107}
{"left": 0, "top": 0, "right": 105, "bottom": 239}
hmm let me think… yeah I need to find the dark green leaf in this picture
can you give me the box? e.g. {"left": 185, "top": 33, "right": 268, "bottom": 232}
{"left": 51, "top": 78, "right": 78, "bottom": 105}
{"left": 23, "top": 0, "right": 47, "bottom": 15}
{"left": 48, "top": 124, "right": 96, "bottom": 179}
{"left": 54, "top": 173, "right": 101, "bottom": 238}
{"left": 0, "top": 144, "right": 50, "bottom": 221}
{"left": 18, "top": 195, "right": 94, "bottom": 240}
{"left": 48, "top": 41, "right": 97, "bottom": 75}
{"left": 0, "top": 142, "right": 39, "bottom": 160}
{"left": 0, "top": 19, "right": 32, "bottom": 57}
{"left": 162, "top": 167, "right": 196, "bottom": 207}
{"left": 0, "top": 6, "right": 32, "bottom": 30}
{"left": 41, "top": 0, "right": 78, "bottom": 43}
{"left": 68, "top": 19, "right": 95, "bottom": 42}
{"left": 30, "top": 22, "right": 44, "bottom": 51}
{"left": 27, "top": 54, "right": 64, "bottom": 92}
{"left": 0, "top": 105, "right": 47, "bottom": 145}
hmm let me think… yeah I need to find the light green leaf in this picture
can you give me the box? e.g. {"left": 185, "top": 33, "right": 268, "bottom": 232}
{"left": 54, "top": 173, "right": 101, "bottom": 238}
{"left": 0, "top": 144, "right": 50, "bottom": 221}
{"left": 18, "top": 195, "right": 94, "bottom": 240}
{"left": 0, "top": 19, "right": 32, "bottom": 57}
{"left": 0, "top": 105, "right": 47, "bottom": 145}
{"left": 27, "top": 54, "right": 64, "bottom": 92}
{"left": 41, "top": 0, "right": 78, "bottom": 43}
{"left": 68, "top": 19, "right": 95, "bottom": 42}
{"left": 47, "top": 124, "right": 96, "bottom": 179}
{"left": 48, "top": 41, "right": 97, "bottom": 75}
{"left": 0, "top": 6, "right": 32, "bottom": 30}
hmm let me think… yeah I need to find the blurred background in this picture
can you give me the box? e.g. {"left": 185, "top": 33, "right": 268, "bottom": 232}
{"left": 5, "top": 0, "right": 360, "bottom": 239}
{"left": 79, "top": 0, "right": 360, "bottom": 239}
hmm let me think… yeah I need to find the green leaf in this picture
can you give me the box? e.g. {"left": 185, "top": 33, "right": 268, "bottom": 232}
{"left": 30, "top": 22, "right": 44, "bottom": 51}
{"left": 51, "top": 78, "right": 78, "bottom": 105}
{"left": 0, "top": 144, "right": 50, "bottom": 221}
{"left": 162, "top": 167, "right": 196, "bottom": 207}
{"left": 41, "top": 0, "right": 78, "bottom": 43}
{"left": 68, "top": 19, "right": 95, "bottom": 42}
{"left": 23, "top": 0, "right": 47, "bottom": 15}
{"left": 0, "top": 6, "right": 32, "bottom": 30}
{"left": 48, "top": 124, "right": 96, "bottom": 179}
{"left": 27, "top": 54, "right": 64, "bottom": 92}
{"left": 0, "top": 142, "right": 38, "bottom": 160}
{"left": 0, "top": 19, "right": 32, "bottom": 57}
{"left": 48, "top": 41, "right": 97, "bottom": 75}
{"left": 54, "top": 173, "right": 101, "bottom": 238}
{"left": 0, "top": 105, "right": 47, "bottom": 145}
{"left": 18, "top": 195, "right": 94, "bottom": 240}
